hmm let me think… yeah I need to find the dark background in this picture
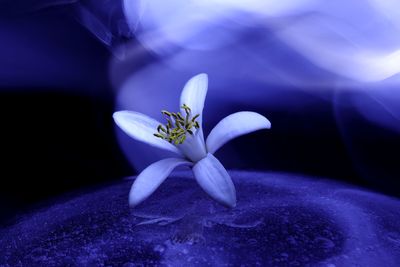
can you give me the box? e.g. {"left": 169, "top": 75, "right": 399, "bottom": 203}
{"left": 1, "top": 3, "right": 399, "bottom": 224}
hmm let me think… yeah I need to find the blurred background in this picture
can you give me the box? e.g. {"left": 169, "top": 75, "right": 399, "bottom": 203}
{"left": 1, "top": 0, "right": 400, "bottom": 223}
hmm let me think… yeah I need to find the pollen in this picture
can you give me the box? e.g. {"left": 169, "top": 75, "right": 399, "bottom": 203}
{"left": 153, "top": 104, "right": 200, "bottom": 144}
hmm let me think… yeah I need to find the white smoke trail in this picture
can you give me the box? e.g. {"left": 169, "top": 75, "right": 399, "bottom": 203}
{"left": 116, "top": 0, "right": 400, "bottom": 169}
{"left": 123, "top": 0, "right": 400, "bottom": 83}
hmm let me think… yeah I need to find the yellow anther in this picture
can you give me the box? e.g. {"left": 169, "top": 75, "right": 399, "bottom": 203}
{"left": 179, "top": 135, "right": 186, "bottom": 144}
{"left": 181, "top": 104, "right": 191, "bottom": 112}
{"left": 191, "top": 114, "right": 200, "bottom": 122}
{"left": 161, "top": 110, "right": 171, "bottom": 116}
{"left": 186, "top": 122, "right": 193, "bottom": 129}
{"left": 177, "top": 112, "right": 185, "bottom": 121}
{"left": 154, "top": 133, "right": 165, "bottom": 138}
{"left": 154, "top": 105, "right": 201, "bottom": 144}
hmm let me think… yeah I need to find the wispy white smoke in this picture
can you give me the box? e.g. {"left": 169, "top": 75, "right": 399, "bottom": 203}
{"left": 123, "top": 0, "right": 400, "bottom": 83}
{"left": 116, "top": 0, "right": 400, "bottom": 169}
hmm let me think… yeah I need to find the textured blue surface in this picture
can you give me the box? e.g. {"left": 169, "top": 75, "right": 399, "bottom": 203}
{"left": 1, "top": 171, "right": 400, "bottom": 266}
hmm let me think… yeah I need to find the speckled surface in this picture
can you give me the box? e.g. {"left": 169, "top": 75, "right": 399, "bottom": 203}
{"left": 1, "top": 171, "right": 400, "bottom": 266}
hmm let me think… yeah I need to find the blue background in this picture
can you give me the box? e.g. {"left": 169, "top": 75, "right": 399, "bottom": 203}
{"left": 1, "top": 0, "right": 400, "bottom": 224}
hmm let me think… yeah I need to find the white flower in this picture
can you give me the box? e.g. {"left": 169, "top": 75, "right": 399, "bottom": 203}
{"left": 113, "top": 73, "right": 271, "bottom": 208}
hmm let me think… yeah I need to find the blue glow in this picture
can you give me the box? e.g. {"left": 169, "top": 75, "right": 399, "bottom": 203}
{"left": 111, "top": 0, "right": 400, "bottom": 171}
{"left": 2, "top": 1, "right": 400, "bottom": 263}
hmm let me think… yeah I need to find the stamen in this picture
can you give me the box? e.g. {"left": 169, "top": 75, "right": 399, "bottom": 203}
{"left": 181, "top": 104, "right": 191, "bottom": 113}
{"left": 158, "top": 125, "right": 167, "bottom": 133}
{"left": 161, "top": 110, "right": 171, "bottom": 117}
{"left": 153, "top": 133, "right": 165, "bottom": 139}
{"left": 167, "top": 119, "right": 173, "bottom": 129}
{"left": 177, "top": 112, "right": 185, "bottom": 121}
{"left": 185, "top": 111, "right": 189, "bottom": 125}
{"left": 191, "top": 114, "right": 200, "bottom": 122}
{"left": 185, "top": 122, "right": 192, "bottom": 129}
{"left": 179, "top": 135, "right": 186, "bottom": 144}
{"left": 154, "top": 104, "right": 201, "bottom": 144}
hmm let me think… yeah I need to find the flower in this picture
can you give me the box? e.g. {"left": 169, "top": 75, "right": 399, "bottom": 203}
{"left": 113, "top": 74, "right": 271, "bottom": 208}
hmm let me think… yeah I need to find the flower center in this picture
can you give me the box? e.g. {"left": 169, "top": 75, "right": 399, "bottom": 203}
{"left": 153, "top": 104, "right": 200, "bottom": 145}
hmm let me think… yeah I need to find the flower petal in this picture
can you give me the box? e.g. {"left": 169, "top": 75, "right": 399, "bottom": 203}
{"left": 113, "top": 111, "right": 181, "bottom": 155}
{"left": 206, "top": 111, "right": 271, "bottom": 154}
{"left": 180, "top": 73, "right": 208, "bottom": 123}
{"left": 129, "top": 158, "right": 192, "bottom": 207}
{"left": 177, "top": 131, "right": 207, "bottom": 162}
{"left": 192, "top": 153, "right": 236, "bottom": 207}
